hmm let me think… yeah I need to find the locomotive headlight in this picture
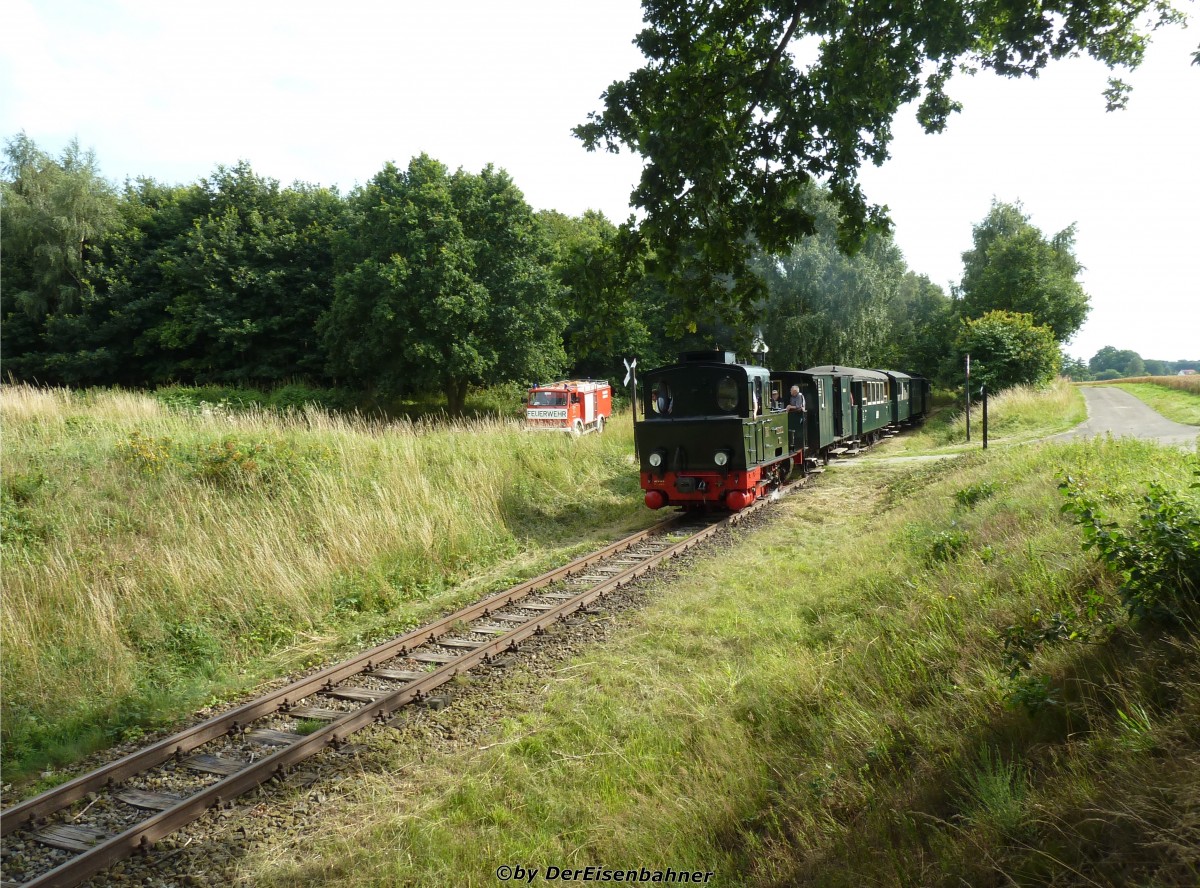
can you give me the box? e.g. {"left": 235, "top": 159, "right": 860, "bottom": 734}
{"left": 648, "top": 451, "right": 664, "bottom": 467}
{"left": 713, "top": 449, "right": 730, "bottom": 467}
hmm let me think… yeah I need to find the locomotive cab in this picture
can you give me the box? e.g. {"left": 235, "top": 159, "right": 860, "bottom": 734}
{"left": 637, "top": 351, "right": 799, "bottom": 511}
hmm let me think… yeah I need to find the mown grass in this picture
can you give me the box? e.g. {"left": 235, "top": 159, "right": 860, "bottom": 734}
{"left": 1110, "top": 381, "right": 1200, "bottom": 426}
{"left": 0, "top": 384, "right": 650, "bottom": 779}
{"left": 244, "top": 436, "right": 1199, "bottom": 887}
{"left": 879, "top": 376, "right": 1086, "bottom": 455}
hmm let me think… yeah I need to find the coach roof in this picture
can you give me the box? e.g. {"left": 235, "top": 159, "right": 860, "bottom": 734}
{"left": 804, "top": 365, "right": 889, "bottom": 381}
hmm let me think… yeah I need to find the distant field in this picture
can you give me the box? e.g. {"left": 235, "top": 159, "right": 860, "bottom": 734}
{"left": 0, "top": 384, "right": 651, "bottom": 778}
{"left": 1114, "top": 375, "right": 1200, "bottom": 394}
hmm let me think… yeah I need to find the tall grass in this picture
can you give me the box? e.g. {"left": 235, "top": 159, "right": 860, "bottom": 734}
{"left": 885, "top": 376, "right": 1086, "bottom": 453}
{"left": 243, "top": 436, "right": 1200, "bottom": 888}
{"left": 1, "top": 384, "right": 647, "bottom": 775}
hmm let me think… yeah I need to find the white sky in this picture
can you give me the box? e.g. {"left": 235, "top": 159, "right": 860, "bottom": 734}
{"left": 4, "top": 0, "right": 1198, "bottom": 363}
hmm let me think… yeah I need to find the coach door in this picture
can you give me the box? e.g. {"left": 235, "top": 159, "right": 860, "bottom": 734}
{"left": 835, "top": 376, "right": 844, "bottom": 439}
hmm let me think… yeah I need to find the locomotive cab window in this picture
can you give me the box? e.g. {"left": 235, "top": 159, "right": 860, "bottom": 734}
{"left": 651, "top": 381, "right": 673, "bottom": 415}
{"left": 716, "top": 377, "right": 738, "bottom": 412}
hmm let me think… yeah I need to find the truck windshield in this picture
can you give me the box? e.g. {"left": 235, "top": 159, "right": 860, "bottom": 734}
{"left": 530, "top": 391, "right": 568, "bottom": 407}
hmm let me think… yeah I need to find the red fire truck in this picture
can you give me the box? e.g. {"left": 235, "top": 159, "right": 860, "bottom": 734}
{"left": 525, "top": 380, "right": 613, "bottom": 435}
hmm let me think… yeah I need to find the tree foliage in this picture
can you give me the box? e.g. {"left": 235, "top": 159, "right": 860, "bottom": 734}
{"left": 1060, "top": 351, "right": 1092, "bottom": 381}
{"left": 321, "top": 156, "right": 565, "bottom": 413}
{"left": 755, "top": 186, "right": 952, "bottom": 375}
{"left": 148, "top": 163, "right": 345, "bottom": 384}
{"left": 1, "top": 133, "right": 119, "bottom": 318}
{"left": 576, "top": 0, "right": 1180, "bottom": 322}
{"left": 957, "top": 201, "right": 1090, "bottom": 342}
{"left": 1, "top": 133, "right": 120, "bottom": 378}
{"left": 540, "top": 209, "right": 684, "bottom": 378}
{"left": 1089, "top": 345, "right": 1145, "bottom": 377}
{"left": 12, "top": 133, "right": 1125, "bottom": 407}
{"left": 954, "top": 310, "right": 1061, "bottom": 391}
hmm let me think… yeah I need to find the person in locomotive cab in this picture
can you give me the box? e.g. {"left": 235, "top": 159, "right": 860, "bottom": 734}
{"left": 787, "top": 385, "right": 806, "bottom": 415}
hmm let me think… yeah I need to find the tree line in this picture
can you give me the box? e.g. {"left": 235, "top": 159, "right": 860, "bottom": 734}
{"left": 3, "top": 134, "right": 1090, "bottom": 409}
{"left": 1062, "top": 348, "right": 1200, "bottom": 382}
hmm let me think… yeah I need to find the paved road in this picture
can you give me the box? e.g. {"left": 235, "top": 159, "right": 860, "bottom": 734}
{"left": 1051, "top": 385, "right": 1198, "bottom": 449}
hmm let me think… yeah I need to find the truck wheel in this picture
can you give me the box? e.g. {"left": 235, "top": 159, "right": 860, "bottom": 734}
{"left": 573, "top": 419, "right": 584, "bottom": 436}
{"left": 596, "top": 415, "right": 605, "bottom": 434}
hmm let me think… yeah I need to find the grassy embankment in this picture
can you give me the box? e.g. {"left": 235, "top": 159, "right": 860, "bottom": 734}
{"left": 0, "top": 384, "right": 651, "bottom": 779}
{"left": 1107, "top": 376, "right": 1200, "bottom": 426}
{"left": 877, "top": 376, "right": 1086, "bottom": 456}
{"left": 244, "top": 389, "right": 1199, "bottom": 887}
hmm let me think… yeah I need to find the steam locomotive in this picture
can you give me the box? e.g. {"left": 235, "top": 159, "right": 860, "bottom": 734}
{"left": 636, "top": 350, "right": 929, "bottom": 511}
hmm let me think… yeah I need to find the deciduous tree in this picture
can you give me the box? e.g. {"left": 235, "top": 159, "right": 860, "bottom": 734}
{"left": 755, "top": 185, "right": 952, "bottom": 375}
{"left": 1088, "top": 345, "right": 1145, "bottom": 376}
{"left": 1, "top": 134, "right": 119, "bottom": 379}
{"left": 539, "top": 209, "right": 664, "bottom": 377}
{"left": 953, "top": 310, "right": 1060, "bottom": 391}
{"left": 957, "top": 201, "right": 1090, "bottom": 342}
{"left": 148, "top": 163, "right": 344, "bottom": 384}
{"left": 321, "top": 156, "right": 565, "bottom": 414}
{"left": 577, "top": 1, "right": 1179, "bottom": 323}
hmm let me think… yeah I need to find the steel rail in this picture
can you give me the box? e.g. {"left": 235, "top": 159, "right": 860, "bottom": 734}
{"left": 1, "top": 513, "right": 685, "bottom": 837}
{"left": 17, "top": 497, "right": 770, "bottom": 888}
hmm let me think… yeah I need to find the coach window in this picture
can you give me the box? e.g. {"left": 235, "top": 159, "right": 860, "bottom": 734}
{"left": 651, "top": 381, "right": 673, "bottom": 415}
{"left": 716, "top": 376, "right": 738, "bottom": 412}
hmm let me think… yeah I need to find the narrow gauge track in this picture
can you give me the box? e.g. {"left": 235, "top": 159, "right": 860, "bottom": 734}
{"left": 1, "top": 481, "right": 805, "bottom": 888}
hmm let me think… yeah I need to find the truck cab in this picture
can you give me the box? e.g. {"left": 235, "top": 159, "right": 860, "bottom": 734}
{"left": 525, "top": 380, "right": 612, "bottom": 434}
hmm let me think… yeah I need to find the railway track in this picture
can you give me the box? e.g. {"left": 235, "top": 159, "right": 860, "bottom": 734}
{"left": 1, "top": 480, "right": 806, "bottom": 888}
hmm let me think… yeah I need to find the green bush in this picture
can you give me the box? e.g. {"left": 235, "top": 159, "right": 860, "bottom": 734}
{"left": 116, "top": 430, "right": 323, "bottom": 490}
{"left": 1060, "top": 471, "right": 1200, "bottom": 625}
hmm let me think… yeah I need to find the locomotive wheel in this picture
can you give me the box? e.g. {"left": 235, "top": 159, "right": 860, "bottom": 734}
{"left": 778, "top": 458, "right": 793, "bottom": 481}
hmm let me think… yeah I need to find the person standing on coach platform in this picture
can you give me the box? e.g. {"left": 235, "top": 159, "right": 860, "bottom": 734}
{"left": 787, "top": 385, "right": 806, "bottom": 415}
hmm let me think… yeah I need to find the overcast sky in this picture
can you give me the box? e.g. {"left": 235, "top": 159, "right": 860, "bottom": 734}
{"left": 5, "top": 0, "right": 1198, "bottom": 363}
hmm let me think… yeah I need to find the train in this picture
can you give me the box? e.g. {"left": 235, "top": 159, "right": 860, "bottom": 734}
{"left": 636, "top": 350, "right": 930, "bottom": 511}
